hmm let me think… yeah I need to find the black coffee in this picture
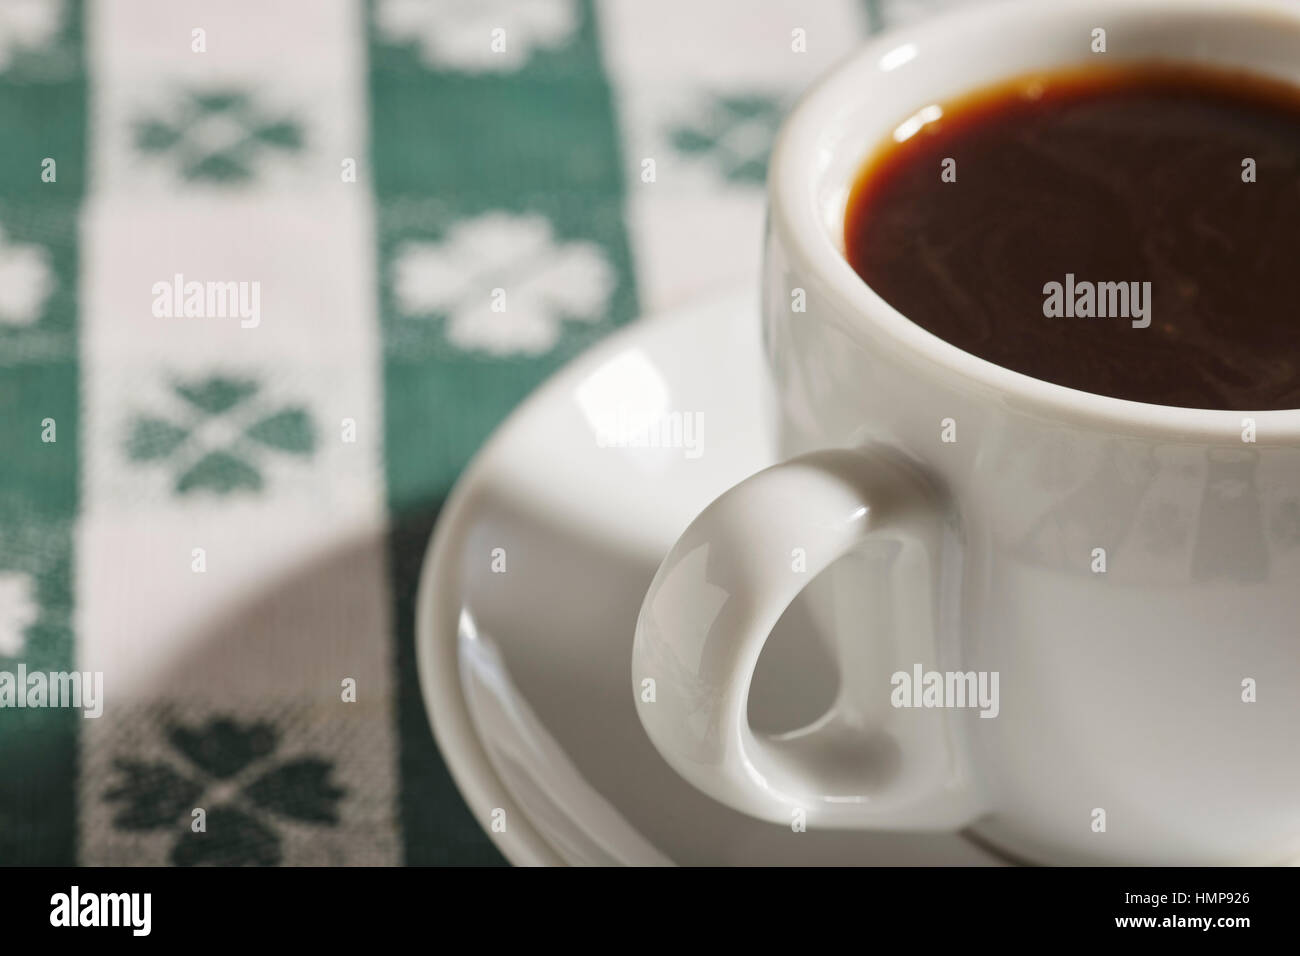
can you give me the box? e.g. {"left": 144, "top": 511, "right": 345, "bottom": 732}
{"left": 844, "top": 63, "right": 1300, "bottom": 410}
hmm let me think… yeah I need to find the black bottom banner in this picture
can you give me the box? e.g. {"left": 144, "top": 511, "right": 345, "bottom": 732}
{"left": 0, "top": 864, "right": 1285, "bottom": 942}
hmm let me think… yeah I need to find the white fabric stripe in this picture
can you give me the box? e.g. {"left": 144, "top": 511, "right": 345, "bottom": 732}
{"left": 77, "top": 0, "right": 397, "bottom": 864}
{"left": 597, "top": 0, "right": 868, "bottom": 313}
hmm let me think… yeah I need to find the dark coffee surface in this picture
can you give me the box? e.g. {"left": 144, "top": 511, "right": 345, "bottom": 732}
{"left": 844, "top": 64, "right": 1300, "bottom": 410}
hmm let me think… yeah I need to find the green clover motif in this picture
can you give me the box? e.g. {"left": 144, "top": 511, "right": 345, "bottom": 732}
{"left": 135, "top": 90, "right": 303, "bottom": 183}
{"left": 104, "top": 716, "right": 345, "bottom": 867}
{"left": 668, "top": 94, "right": 785, "bottom": 185}
{"left": 126, "top": 374, "right": 315, "bottom": 496}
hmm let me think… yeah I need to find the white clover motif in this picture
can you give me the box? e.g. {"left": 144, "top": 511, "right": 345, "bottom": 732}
{"left": 393, "top": 212, "right": 614, "bottom": 357}
{"left": 0, "top": 0, "right": 63, "bottom": 71}
{"left": 0, "top": 227, "right": 54, "bottom": 326}
{"left": 375, "top": 0, "right": 577, "bottom": 72}
{"left": 0, "top": 571, "right": 37, "bottom": 657}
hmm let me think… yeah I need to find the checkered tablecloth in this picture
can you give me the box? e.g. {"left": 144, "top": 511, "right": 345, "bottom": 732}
{"left": 0, "top": 0, "right": 961, "bottom": 866}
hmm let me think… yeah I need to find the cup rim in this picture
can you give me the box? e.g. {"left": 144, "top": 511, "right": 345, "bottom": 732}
{"left": 768, "top": 0, "right": 1300, "bottom": 441}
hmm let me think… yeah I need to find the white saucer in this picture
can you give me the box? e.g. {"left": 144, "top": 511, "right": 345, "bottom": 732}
{"left": 416, "top": 289, "right": 1003, "bottom": 866}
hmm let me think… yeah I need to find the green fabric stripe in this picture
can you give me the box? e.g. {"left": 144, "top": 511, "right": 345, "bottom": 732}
{"left": 864, "top": 0, "right": 886, "bottom": 35}
{"left": 0, "top": 0, "right": 85, "bottom": 866}
{"left": 368, "top": 0, "right": 639, "bottom": 865}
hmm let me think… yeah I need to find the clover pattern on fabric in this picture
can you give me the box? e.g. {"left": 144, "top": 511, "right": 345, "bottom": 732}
{"left": 668, "top": 93, "right": 785, "bottom": 185}
{"left": 0, "top": 0, "right": 64, "bottom": 73}
{"left": 0, "top": 570, "right": 38, "bottom": 658}
{"left": 391, "top": 211, "right": 614, "bottom": 357}
{"left": 104, "top": 717, "right": 345, "bottom": 866}
{"left": 374, "top": 0, "right": 577, "bottom": 73}
{"left": 125, "top": 375, "right": 316, "bottom": 496}
{"left": 134, "top": 90, "right": 303, "bottom": 184}
{"left": 0, "top": 225, "right": 54, "bottom": 326}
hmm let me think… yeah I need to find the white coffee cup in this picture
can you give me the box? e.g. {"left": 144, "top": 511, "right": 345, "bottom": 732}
{"left": 632, "top": 0, "right": 1300, "bottom": 865}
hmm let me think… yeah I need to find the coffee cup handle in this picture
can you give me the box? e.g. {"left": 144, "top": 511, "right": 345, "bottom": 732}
{"left": 632, "top": 448, "right": 984, "bottom": 830}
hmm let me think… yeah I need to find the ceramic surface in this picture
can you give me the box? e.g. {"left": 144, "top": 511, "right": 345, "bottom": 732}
{"left": 634, "top": 0, "right": 1300, "bottom": 865}
{"left": 417, "top": 290, "right": 1002, "bottom": 865}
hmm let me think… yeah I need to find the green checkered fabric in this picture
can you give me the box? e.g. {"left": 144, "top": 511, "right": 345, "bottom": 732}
{"left": 0, "top": 0, "right": 956, "bottom": 866}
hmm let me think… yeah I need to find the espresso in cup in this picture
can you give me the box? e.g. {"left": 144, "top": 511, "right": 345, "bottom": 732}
{"left": 844, "top": 63, "right": 1300, "bottom": 410}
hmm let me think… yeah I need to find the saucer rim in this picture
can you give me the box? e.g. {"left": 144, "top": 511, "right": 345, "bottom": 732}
{"left": 415, "top": 287, "right": 757, "bottom": 866}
